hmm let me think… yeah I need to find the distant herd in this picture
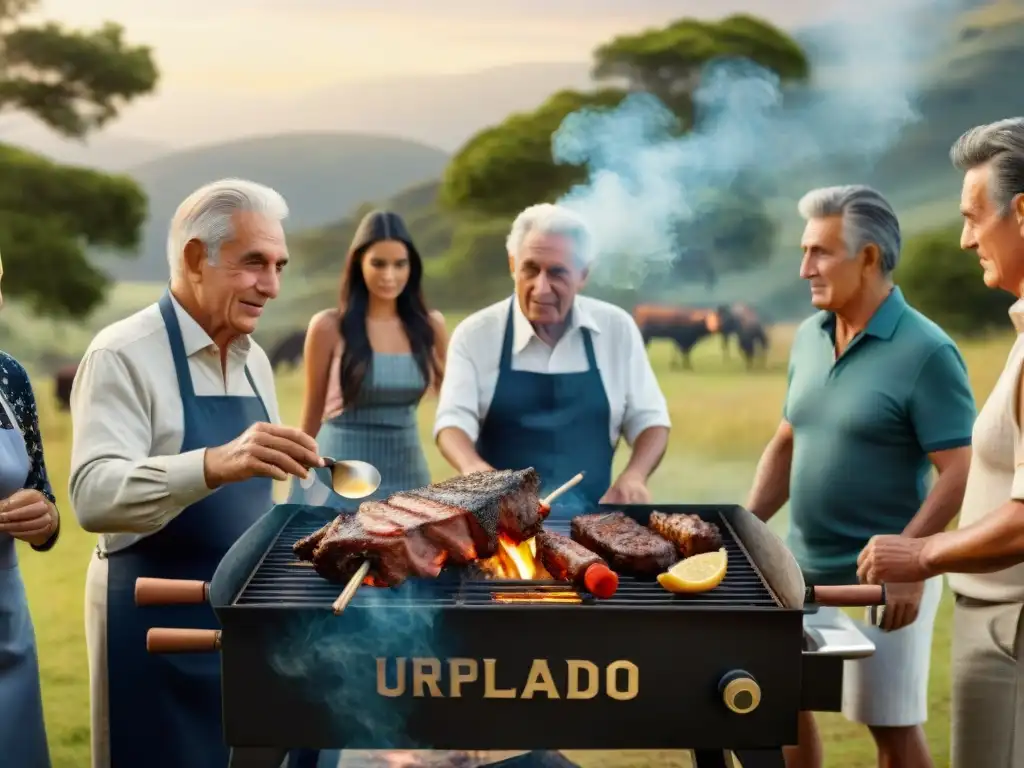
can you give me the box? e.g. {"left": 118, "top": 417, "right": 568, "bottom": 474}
{"left": 48, "top": 303, "right": 770, "bottom": 411}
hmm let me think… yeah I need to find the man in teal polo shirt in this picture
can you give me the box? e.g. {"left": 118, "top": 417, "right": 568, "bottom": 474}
{"left": 746, "top": 185, "right": 975, "bottom": 768}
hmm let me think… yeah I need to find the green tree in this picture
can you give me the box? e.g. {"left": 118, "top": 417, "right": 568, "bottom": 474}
{"left": 593, "top": 14, "right": 808, "bottom": 120}
{"left": 0, "top": 0, "right": 157, "bottom": 317}
{"left": 897, "top": 224, "right": 1014, "bottom": 336}
{"left": 439, "top": 14, "right": 808, "bottom": 288}
{"left": 440, "top": 88, "right": 627, "bottom": 217}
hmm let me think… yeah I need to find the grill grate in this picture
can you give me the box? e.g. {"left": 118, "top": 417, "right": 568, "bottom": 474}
{"left": 234, "top": 508, "right": 780, "bottom": 609}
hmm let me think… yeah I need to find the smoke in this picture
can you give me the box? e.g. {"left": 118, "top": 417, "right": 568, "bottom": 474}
{"left": 551, "top": 0, "right": 957, "bottom": 288}
{"left": 269, "top": 583, "right": 445, "bottom": 749}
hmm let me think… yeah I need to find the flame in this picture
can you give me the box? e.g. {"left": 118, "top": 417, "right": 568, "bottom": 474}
{"left": 492, "top": 591, "right": 582, "bottom": 604}
{"left": 477, "top": 534, "right": 550, "bottom": 580}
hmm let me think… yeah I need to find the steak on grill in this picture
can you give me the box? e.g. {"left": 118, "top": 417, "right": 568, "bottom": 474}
{"left": 536, "top": 530, "right": 619, "bottom": 598}
{"left": 391, "top": 468, "right": 543, "bottom": 557}
{"left": 304, "top": 510, "right": 447, "bottom": 587}
{"left": 648, "top": 510, "right": 723, "bottom": 557}
{"left": 293, "top": 468, "right": 543, "bottom": 586}
{"left": 570, "top": 511, "right": 676, "bottom": 576}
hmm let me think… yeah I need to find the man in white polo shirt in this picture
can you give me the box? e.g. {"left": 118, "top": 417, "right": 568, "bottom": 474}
{"left": 434, "top": 202, "right": 671, "bottom": 515}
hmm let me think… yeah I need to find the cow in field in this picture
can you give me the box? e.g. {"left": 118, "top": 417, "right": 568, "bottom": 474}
{"left": 55, "top": 363, "right": 78, "bottom": 411}
{"left": 632, "top": 304, "right": 721, "bottom": 370}
{"left": 717, "top": 303, "right": 770, "bottom": 369}
{"left": 269, "top": 329, "right": 306, "bottom": 371}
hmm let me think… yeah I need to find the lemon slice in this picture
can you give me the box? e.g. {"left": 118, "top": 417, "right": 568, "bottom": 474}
{"left": 657, "top": 548, "right": 728, "bottom": 593}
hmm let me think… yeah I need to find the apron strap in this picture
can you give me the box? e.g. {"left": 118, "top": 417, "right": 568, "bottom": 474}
{"left": 242, "top": 365, "right": 270, "bottom": 417}
{"left": 499, "top": 297, "right": 516, "bottom": 371}
{"left": 581, "top": 326, "right": 598, "bottom": 371}
{"left": 158, "top": 289, "right": 196, "bottom": 401}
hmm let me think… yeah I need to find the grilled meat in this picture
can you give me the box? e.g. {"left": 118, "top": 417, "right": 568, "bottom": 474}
{"left": 571, "top": 512, "right": 676, "bottom": 576}
{"left": 307, "top": 510, "right": 447, "bottom": 587}
{"left": 393, "top": 468, "right": 543, "bottom": 557}
{"left": 293, "top": 468, "right": 542, "bottom": 586}
{"left": 536, "top": 530, "right": 619, "bottom": 598}
{"left": 648, "top": 510, "right": 723, "bottom": 557}
{"left": 361, "top": 496, "right": 477, "bottom": 564}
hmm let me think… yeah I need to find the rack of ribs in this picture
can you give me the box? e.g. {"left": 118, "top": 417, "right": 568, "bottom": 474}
{"left": 570, "top": 511, "right": 677, "bottom": 577}
{"left": 648, "top": 510, "right": 723, "bottom": 558}
{"left": 292, "top": 468, "right": 542, "bottom": 586}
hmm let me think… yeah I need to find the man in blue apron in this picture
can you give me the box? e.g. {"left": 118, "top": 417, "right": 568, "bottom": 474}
{"left": 69, "top": 180, "right": 328, "bottom": 768}
{"left": 433, "top": 203, "right": 671, "bottom": 766}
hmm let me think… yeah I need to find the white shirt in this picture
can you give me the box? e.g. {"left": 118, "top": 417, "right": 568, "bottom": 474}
{"left": 71, "top": 294, "right": 281, "bottom": 768}
{"left": 434, "top": 295, "right": 670, "bottom": 447}
{"left": 69, "top": 294, "right": 280, "bottom": 555}
{"left": 948, "top": 299, "right": 1024, "bottom": 602}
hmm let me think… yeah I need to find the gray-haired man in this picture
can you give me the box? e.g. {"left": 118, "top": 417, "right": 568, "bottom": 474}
{"left": 746, "top": 185, "right": 975, "bottom": 768}
{"left": 435, "top": 202, "right": 671, "bottom": 513}
{"left": 70, "top": 179, "right": 325, "bottom": 768}
{"left": 857, "top": 118, "right": 1024, "bottom": 767}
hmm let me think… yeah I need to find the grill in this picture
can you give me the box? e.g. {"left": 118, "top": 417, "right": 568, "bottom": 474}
{"left": 236, "top": 510, "right": 779, "bottom": 610}
{"left": 139, "top": 503, "right": 879, "bottom": 768}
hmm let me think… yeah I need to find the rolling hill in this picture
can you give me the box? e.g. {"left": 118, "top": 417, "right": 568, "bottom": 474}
{"left": 92, "top": 132, "right": 449, "bottom": 281}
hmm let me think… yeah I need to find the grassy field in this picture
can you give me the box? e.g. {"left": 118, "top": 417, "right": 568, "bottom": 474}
{"left": 15, "top": 319, "right": 1017, "bottom": 767}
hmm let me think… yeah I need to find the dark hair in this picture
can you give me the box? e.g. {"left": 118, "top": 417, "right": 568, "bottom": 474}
{"left": 337, "top": 210, "right": 439, "bottom": 404}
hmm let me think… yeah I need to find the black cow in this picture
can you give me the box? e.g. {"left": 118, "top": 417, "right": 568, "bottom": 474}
{"left": 55, "top": 363, "right": 78, "bottom": 411}
{"left": 717, "top": 303, "right": 770, "bottom": 369}
{"left": 269, "top": 330, "right": 306, "bottom": 371}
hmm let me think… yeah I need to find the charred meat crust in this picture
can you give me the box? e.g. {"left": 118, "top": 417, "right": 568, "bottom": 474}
{"left": 648, "top": 510, "right": 723, "bottom": 557}
{"left": 570, "top": 511, "right": 676, "bottom": 576}
{"left": 400, "top": 468, "right": 542, "bottom": 556}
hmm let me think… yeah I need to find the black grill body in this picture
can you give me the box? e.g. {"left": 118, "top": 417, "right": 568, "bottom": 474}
{"left": 202, "top": 503, "right": 850, "bottom": 767}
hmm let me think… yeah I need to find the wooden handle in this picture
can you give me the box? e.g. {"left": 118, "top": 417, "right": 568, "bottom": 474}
{"left": 333, "top": 560, "right": 371, "bottom": 614}
{"left": 135, "top": 578, "right": 208, "bottom": 606}
{"left": 810, "top": 584, "right": 886, "bottom": 607}
{"left": 147, "top": 628, "right": 221, "bottom": 653}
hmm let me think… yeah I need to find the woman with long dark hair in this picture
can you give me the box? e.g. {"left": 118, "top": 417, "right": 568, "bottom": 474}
{"left": 299, "top": 209, "right": 447, "bottom": 499}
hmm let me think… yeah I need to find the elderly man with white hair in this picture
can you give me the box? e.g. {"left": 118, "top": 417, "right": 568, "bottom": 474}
{"left": 746, "top": 184, "right": 976, "bottom": 768}
{"left": 436, "top": 202, "right": 671, "bottom": 512}
{"left": 70, "top": 179, "right": 325, "bottom": 768}
{"left": 434, "top": 202, "right": 670, "bottom": 767}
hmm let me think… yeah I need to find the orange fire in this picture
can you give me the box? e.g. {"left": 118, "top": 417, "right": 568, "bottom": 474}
{"left": 478, "top": 534, "right": 548, "bottom": 580}
{"left": 477, "top": 535, "right": 583, "bottom": 603}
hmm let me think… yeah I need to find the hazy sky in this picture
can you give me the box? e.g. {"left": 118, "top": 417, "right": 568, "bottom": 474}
{"left": 9, "top": 0, "right": 848, "bottom": 146}
{"left": 33, "top": 1, "right": 836, "bottom": 92}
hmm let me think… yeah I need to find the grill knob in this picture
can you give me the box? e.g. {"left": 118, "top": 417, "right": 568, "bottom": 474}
{"left": 720, "top": 671, "right": 761, "bottom": 714}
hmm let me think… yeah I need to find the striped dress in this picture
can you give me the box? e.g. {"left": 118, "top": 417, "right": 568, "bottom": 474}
{"left": 315, "top": 351, "right": 431, "bottom": 499}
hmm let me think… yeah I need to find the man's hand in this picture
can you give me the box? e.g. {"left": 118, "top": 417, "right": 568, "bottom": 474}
{"left": 0, "top": 489, "right": 57, "bottom": 546}
{"left": 461, "top": 460, "right": 494, "bottom": 475}
{"left": 204, "top": 423, "right": 323, "bottom": 488}
{"left": 600, "top": 471, "right": 651, "bottom": 504}
{"left": 857, "top": 534, "right": 934, "bottom": 585}
{"left": 875, "top": 580, "right": 926, "bottom": 632}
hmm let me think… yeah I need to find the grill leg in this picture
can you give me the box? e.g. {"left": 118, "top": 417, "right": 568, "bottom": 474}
{"left": 228, "top": 747, "right": 290, "bottom": 768}
{"left": 733, "top": 750, "right": 786, "bottom": 767}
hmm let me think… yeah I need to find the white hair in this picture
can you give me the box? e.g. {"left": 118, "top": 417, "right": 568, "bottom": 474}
{"left": 167, "top": 178, "right": 289, "bottom": 278}
{"left": 506, "top": 203, "right": 593, "bottom": 267}
{"left": 950, "top": 117, "right": 1024, "bottom": 216}
{"left": 797, "top": 184, "right": 902, "bottom": 274}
